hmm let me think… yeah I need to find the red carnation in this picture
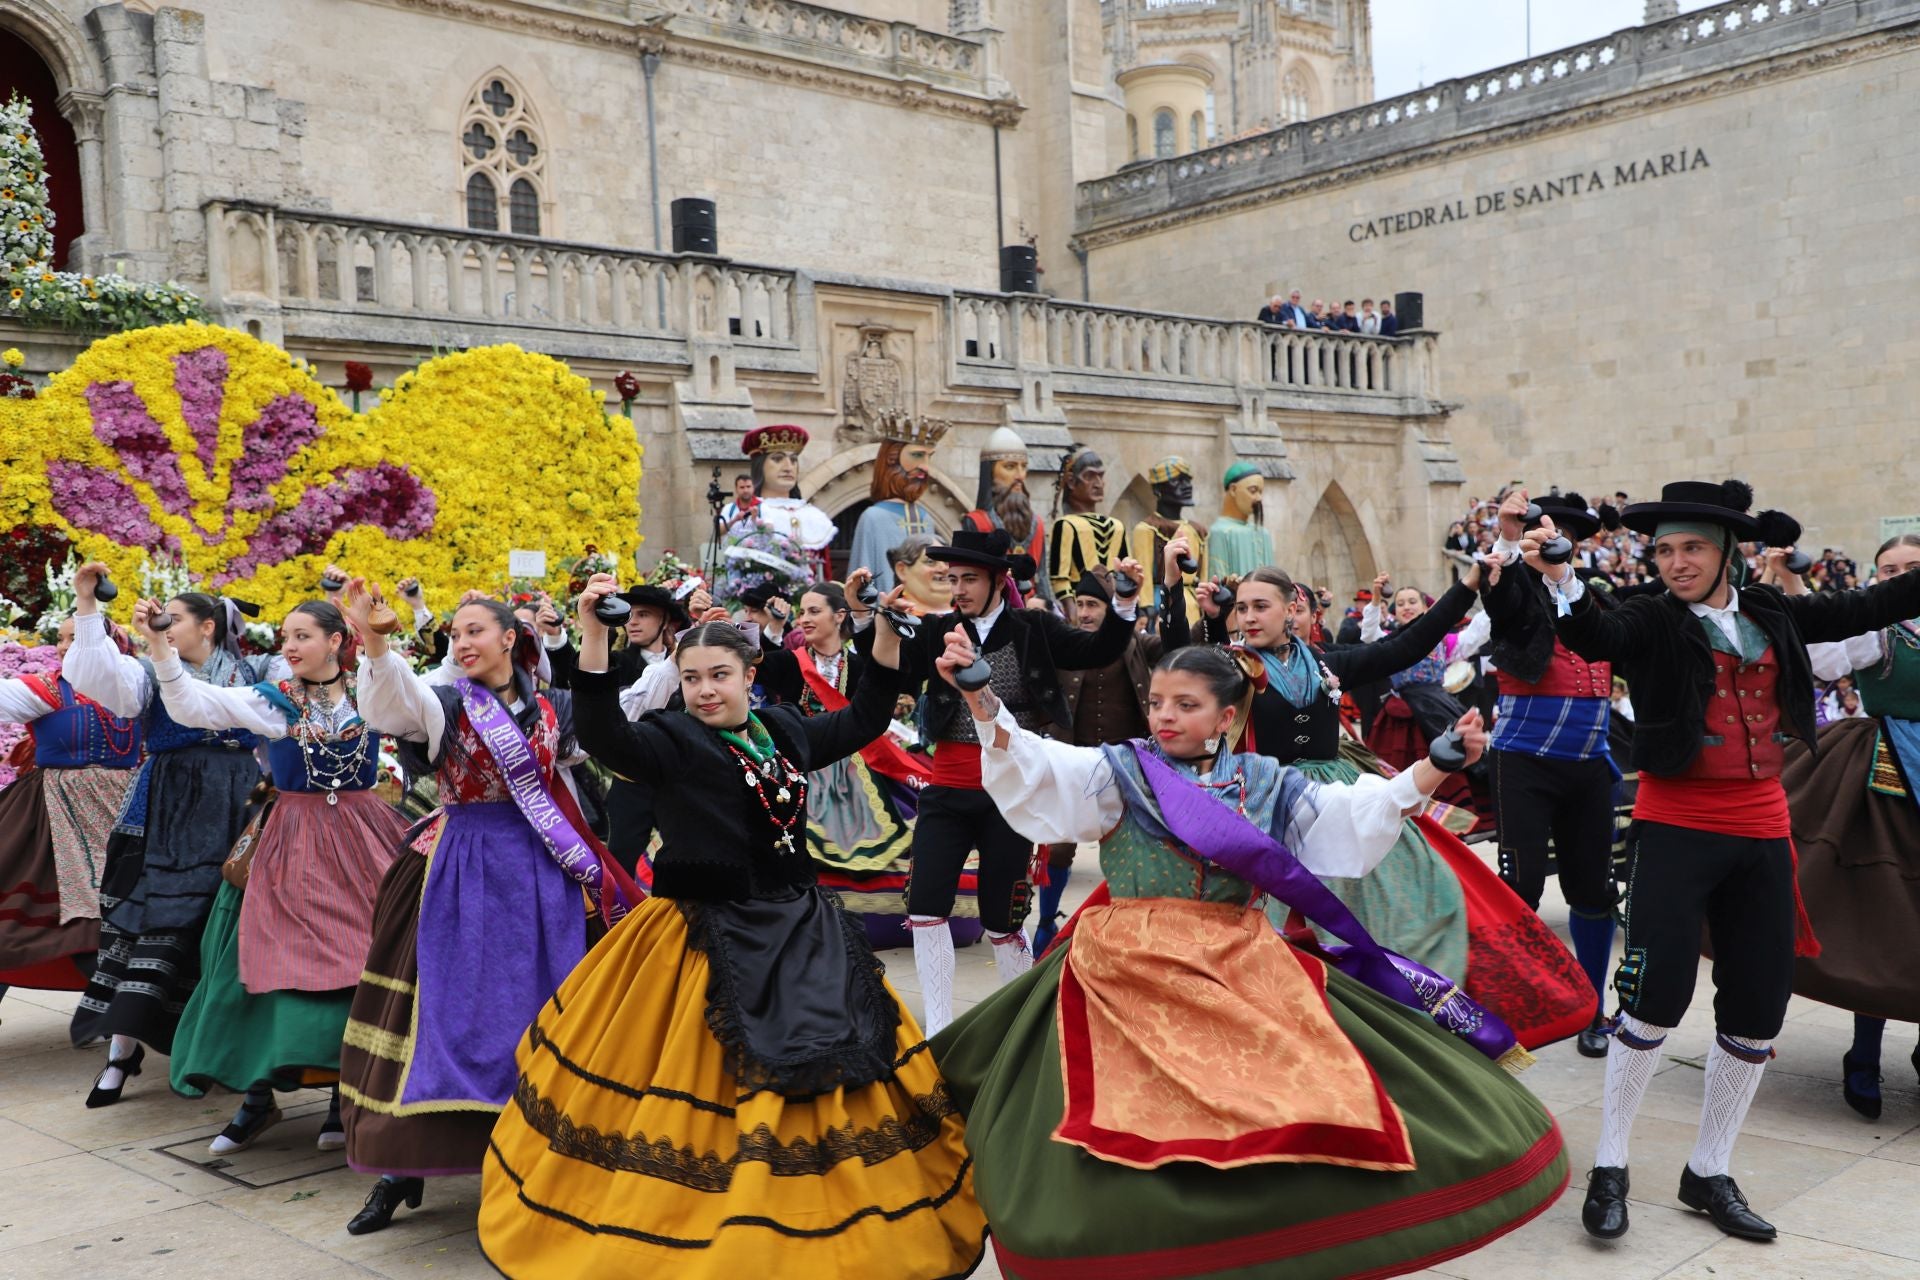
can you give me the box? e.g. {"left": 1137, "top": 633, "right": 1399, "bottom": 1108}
{"left": 613, "top": 371, "right": 640, "bottom": 401}
{"left": 343, "top": 362, "right": 374, "bottom": 393}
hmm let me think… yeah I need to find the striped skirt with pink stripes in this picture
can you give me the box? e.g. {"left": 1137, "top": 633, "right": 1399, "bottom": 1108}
{"left": 239, "top": 788, "right": 405, "bottom": 993}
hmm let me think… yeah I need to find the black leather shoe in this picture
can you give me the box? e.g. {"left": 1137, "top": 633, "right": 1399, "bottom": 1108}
{"left": 84, "top": 1043, "right": 144, "bottom": 1108}
{"left": 1842, "top": 1051, "right": 1883, "bottom": 1121}
{"left": 1577, "top": 1019, "right": 1611, "bottom": 1059}
{"left": 1677, "top": 1167, "right": 1776, "bottom": 1241}
{"left": 347, "top": 1177, "right": 424, "bottom": 1235}
{"left": 1581, "top": 1165, "right": 1630, "bottom": 1239}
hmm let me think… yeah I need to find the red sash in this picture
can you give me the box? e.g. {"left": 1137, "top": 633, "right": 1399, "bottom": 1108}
{"left": 795, "top": 647, "right": 930, "bottom": 790}
{"left": 1635, "top": 774, "right": 1818, "bottom": 957}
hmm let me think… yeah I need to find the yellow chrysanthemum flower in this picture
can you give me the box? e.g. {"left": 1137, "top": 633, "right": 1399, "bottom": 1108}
{"left": 1, "top": 348, "right": 22, "bottom": 368}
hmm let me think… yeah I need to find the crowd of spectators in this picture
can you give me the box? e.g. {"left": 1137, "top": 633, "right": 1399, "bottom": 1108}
{"left": 1256, "top": 289, "right": 1399, "bottom": 336}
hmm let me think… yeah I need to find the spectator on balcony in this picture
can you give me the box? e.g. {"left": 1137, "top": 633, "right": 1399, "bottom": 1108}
{"left": 1307, "top": 299, "right": 1329, "bottom": 329}
{"left": 1378, "top": 299, "right": 1400, "bottom": 337}
{"left": 1334, "top": 301, "right": 1361, "bottom": 333}
{"left": 1360, "top": 299, "right": 1383, "bottom": 334}
{"left": 1278, "top": 289, "right": 1310, "bottom": 327}
{"left": 1257, "top": 294, "right": 1288, "bottom": 325}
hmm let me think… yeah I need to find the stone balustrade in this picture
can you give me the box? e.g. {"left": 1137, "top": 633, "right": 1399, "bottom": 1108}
{"left": 203, "top": 201, "right": 1440, "bottom": 415}
{"left": 1081, "top": 0, "right": 1880, "bottom": 229}
{"left": 657, "top": 0, "right": 988, "bottom": 94}
{"left": 951, "top": 289, "right": 1434, "bottom": 403}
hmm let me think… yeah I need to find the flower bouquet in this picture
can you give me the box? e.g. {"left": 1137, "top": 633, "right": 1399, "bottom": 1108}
{"left": 716, "top": 523, "right": 808, "bottom": 611}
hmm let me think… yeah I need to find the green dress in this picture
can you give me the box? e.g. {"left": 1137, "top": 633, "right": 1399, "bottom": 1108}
{"left": 930, "top": 743, "right": 1566, "bottom": 1280}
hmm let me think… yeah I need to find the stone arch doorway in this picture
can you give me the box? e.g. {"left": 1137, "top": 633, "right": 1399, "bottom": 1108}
{"left": 0, "top": 27, "right": 85, "bottom": 268}
{"left": 802, "top": 443, "right": 970, "bottom": 579}
{"left": 1299, "top": 480, "right": 1375, "bottom": 601}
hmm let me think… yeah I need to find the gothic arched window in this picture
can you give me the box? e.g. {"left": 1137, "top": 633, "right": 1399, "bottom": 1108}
{"left": 1153, "top": 108, "right": 1176, "bottom": 158}
{"left": 460, "top": 71, "right": 549, "bottom": 235}
{"left": 1281, "top": 68, "right": 1314, "bottom": 123}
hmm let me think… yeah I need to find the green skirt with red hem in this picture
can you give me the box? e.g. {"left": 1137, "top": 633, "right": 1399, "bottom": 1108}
{"left": 929, "top": 934, "right": 1567, "bottom": 1280}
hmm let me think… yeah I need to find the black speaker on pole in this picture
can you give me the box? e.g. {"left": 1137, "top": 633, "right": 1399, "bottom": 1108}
{"left": 1000, "top": 244, "right": 1039, "bottom": 294}
{"left": 1392, "top": 290, "right": 1424, "bottom": 331}
{"left": 671, "top": 197, "right": 718, "bottom": 255}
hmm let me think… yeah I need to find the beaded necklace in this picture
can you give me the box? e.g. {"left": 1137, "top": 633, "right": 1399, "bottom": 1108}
{"left": 801, "top": 644, "right": 847, "bottom": 716}
{"left": 291, "top": 673, "right": 368, "bottom": 806}
{"left": 718, "top": 713, "right": 808, "bottom": 855}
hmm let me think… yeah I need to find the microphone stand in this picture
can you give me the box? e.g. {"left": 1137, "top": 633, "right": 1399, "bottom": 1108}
{"left": 705, "top": 466, "right": 726, "bottom": 584}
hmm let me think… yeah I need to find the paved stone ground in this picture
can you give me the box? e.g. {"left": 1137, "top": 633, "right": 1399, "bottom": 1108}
{"left": 2, "top": 847, "right": 1915, "bottom": 1279}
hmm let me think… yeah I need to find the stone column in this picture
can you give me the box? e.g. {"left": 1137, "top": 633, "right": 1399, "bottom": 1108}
{"left": 55, "top": 89, "right": 108, "bottom": 275}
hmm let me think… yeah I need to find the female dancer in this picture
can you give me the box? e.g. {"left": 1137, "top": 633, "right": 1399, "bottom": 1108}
{"left": 928, "top": 635, "right": 1566, "bottom": 1280}
{"left": 1791, "top": 532, "right": 1920, "bottom": 1118}
{"left": 754, "top": 574, "right": 927, "bottom": 921}
{"left": 477, "top": 575, "right": 985, "bottom": 1279}
{"left": 337, "top": 584, "right": 642, "bottom": 1235}
{"left": 152, "top": 601, "right": 406, "bottom": 1153}
{"left": 1363, "top": 581, "right": 1494, "bottom": 781}
{"left": 0, "top": 617, "right": 142, "bottom": 995}
{"left": 64, "top": 567, "right": 266, "bottom": 1106}
{"left": 1185, "top": 551, "right": 1482, "bottom": 978}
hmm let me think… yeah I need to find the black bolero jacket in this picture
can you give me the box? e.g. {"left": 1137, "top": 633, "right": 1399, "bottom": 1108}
{"left": 900, "top": 603, "right": 1133, "bottom": 742}
{"left": 572, "top": 658, "right": 901, "bottom": 901}
{"left": 1173, "top": 581, "right": 1477, "bottom": 763}
{"left": 1479, "top": 563, "right": 1620, "bottom": 684}
{"left": 1555, "top": 572, "right": 1920, "bottom": 777}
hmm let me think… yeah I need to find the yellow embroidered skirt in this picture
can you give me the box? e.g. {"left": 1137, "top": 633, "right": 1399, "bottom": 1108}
{"left": 479, "top": 891, "right": 986, "bottom": 1279}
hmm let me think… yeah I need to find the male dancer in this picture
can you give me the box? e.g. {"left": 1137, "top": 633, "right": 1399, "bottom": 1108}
{"left": 1522, "top": 479, "right": 1920, "bottom": 1243}
{"left": 896, "top": 528, "right": 1141, "bottom": 1033}
{"left": 1482, "top": 488, "right": 1621, "bottom": 1058}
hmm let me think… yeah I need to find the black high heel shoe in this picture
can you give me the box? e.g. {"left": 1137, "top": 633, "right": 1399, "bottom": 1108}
{"left": 85, "top": 1043, "right": 145, "bottom": 1108}
{"left": 347, "top": 1177, "right": 424, "bottom": 1235}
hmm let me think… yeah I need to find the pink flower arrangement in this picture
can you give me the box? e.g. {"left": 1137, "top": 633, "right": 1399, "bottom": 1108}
{"left": 49, "top": 343, "right": 436, "bottom": 583}
{"left": 0, "top": 641, "right": 60, "bottom": 790}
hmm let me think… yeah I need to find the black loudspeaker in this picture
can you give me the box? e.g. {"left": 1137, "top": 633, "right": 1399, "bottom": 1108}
{"left": 671, "top": 197, "right": 718, "bottom": 255}
{"left": 1000, "top": 244, "right": 1039, "bottom": 294}
{"left": 1393, "top": 290, "right": 1424, "bottom": 331}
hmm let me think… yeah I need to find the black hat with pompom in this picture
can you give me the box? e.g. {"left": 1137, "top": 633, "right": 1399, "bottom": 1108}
{"left": 1619, "top": 479, "right": 1760, "bottom": 539}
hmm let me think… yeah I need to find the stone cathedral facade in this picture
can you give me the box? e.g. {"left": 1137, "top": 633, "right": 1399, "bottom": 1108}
{"left": 4, "top": 0, "right": 1914, "bottom": 581}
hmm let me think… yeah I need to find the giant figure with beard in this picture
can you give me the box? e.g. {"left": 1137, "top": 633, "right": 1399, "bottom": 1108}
{"left": 1046, "top": 446, "right": 1125, "bottom": 599}
{"left": 1209, "top": 461, "right": 1276, "bottom": 579}
{"left": 962, "top": 427, "right": 1053, "bottom": 605}
{"left": 849, "top": 411, "right": 950, "bottom": 592}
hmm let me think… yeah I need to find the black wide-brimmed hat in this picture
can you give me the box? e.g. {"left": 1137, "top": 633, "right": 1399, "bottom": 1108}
{"left": 1529, "top": 491, "right": 1616, "bottom": 542}
{"left": 1620, "top": 480, "right": 1760, "bottom": 539}
{"left": 928, "top": 527, "right": 1014, "bottom": 574}
{"left": 620, "top": 584, "right": 690, "bottom": 628}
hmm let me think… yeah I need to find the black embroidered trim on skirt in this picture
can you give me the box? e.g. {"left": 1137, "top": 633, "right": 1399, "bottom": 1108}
{"left": 511, "top": 1073, "right": 958, "bottom": 1191}
{"left": 678, "top": 889, "right": 903, "bottom": 1099}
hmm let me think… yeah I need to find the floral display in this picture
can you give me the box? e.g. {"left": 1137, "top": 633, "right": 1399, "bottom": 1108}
{"left": 715, "top": 521, "right": 809, "bottom": 610}
{"left": 2, "top": 94, "right": 204, "bottom": 332}
{"left": 0, "top": 325, "right": 643, "bottom": 621}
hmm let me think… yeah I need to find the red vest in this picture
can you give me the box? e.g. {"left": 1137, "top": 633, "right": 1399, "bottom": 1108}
{"left": 1682, "top": 645, "right": 1785, "bottom": 782}
{"left": 1495, "top": 639, "right": 1612, "bottom": 700}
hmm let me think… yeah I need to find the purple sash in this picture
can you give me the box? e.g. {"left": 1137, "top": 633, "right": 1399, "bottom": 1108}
{"left": 1128, "top": 741, "right": 1518, "bottom": 1066}
{"left": 456, "top": 678, "right": 639, "bottom": 925}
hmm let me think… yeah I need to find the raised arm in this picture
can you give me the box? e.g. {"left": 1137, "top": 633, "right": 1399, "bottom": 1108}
{"left": 150, "top": 652, "right": 288, "bottom": 738}
{"left": 1276, "top": 769, "right": 1431, "bottom": 880}
{"left": 1037, "top": 582, "right": 1138, "bottom": 671}
{"left": 974, "top": 700, "right": 1125, "bottom": 845}
{"left": 1447, "top": 609, "right": 1493, "bottom": 663}
{"left": 1325, "top": 580, "right": 1476, "bottom": 686}
{"left": 62, "top": 611, "right": 152, "bottom": 717}
{"left": 1782, "top": 570, "right": 1920, "bottom": 644}
{"left": 570, "top": 667, "right": 683, "bottom": 784}
{"left": 1807, "top": 632, "right": 1885, "bottom": 683}
{"left": 356, "top": 648, "right": 447, "bottom": 748}
{"left": 619, "top": 657, "right": 679, "bottom": 721}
